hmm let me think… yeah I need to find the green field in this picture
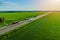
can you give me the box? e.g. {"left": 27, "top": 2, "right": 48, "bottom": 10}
{"left": 0, "top": 11, "right": 45, "bottom": 27}
{"left": 0, "top": 12, "right": 60, "bottom": 40}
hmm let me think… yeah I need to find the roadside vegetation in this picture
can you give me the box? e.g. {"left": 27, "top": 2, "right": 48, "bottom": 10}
{"left": 0, "top": 12, "right": 60, "bottom": 40}
{"left": 0, "top": 11, "right": 46, "bottom": 27}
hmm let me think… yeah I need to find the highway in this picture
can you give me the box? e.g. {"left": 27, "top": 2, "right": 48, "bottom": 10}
{"left": 0, "top": 12, "right": 53, "bottom": 35}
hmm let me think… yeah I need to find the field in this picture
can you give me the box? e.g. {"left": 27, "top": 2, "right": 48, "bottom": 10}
{"left": 0, "top": 11, "right": 45, "bottom": 27}
{"left": 0, "top": 12, "right": 60, "bottom": 40}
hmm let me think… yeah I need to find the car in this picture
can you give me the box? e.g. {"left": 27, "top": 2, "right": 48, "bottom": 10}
{"left": 11, "top": 21, "right": 19, "bottom": 24}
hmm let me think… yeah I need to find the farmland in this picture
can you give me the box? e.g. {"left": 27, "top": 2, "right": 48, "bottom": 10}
{"left": 0, "top": 12, "right": 60, "bottom": 40}
{"left": 0, "top": 11, "right": 45, "bottom": 27}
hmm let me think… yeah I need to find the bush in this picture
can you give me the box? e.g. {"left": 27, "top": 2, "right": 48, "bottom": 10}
{"left": 0, "top": 17, "right": 5, "bottom": 22}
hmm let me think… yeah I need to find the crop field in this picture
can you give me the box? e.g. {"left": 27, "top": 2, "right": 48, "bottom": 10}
{"left": 0, "top": 12, "right": 60, "bottom": 40}
{"left": 0, "top": 11, "right": 45, "bottom": 27}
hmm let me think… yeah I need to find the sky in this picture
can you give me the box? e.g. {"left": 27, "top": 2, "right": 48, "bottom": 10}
{"left": 0, "top": 0, "right": 60, "bottom": 11}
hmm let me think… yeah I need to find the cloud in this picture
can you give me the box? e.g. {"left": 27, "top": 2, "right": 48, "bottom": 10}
{"left": 0, "top": 1, "right": 21, "bottom": 11}
{"left": 0, "top": 1, "right": 22, "bottom": 11}
{"left": 4, "top": 2, "right": 16, "bottom": 6}
{"left": 0, "top": 1, "right": 16, "bottom": 6}
{"left": 0, "top": 1, "right": 4, "bottom": 5}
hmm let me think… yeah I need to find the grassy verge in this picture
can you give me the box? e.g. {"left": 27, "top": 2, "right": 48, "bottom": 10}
{"left": 0, "top": 11, "right": 46, "bottom": 27}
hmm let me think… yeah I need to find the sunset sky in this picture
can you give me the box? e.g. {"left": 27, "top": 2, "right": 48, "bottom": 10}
{"left": 0, "top": 0, "right": 60, "bottom": 11}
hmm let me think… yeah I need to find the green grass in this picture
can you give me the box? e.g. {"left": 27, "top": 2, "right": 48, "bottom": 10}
{"left": 1, "top": 12, "right": 60, "bottom": 40}
{"left": 0, "top": 11, "right": 45, "bottom": 27}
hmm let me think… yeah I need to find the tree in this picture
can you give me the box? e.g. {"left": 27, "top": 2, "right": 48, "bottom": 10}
{"left": 0, "top": 17, "right": 5, "bottom": 22}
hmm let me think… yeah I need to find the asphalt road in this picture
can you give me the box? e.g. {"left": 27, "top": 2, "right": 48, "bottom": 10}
{"left": 0, "top": 12, "right": 53, "bottom": 35}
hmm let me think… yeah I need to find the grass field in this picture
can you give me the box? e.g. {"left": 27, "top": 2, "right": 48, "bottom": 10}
{"left": 0, "top": 11, "right": 45, "bottom": 27}
{"left": 0, "top": 12, "right": 60, "bottom": 40}
{"left": 14, "top": 12, "right": 60, "bottom": 40}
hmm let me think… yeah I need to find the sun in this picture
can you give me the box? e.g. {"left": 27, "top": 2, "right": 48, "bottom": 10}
{"left": 55, "top": 0, "right": 60, "bottom": 1}
{"left": 50, "top": 0, "right": 60, "bottom": 2}
{"left": 48, "top": 0, "right": 60, "bottom": 3}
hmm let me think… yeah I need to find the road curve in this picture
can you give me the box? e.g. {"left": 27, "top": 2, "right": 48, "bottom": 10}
{"left": 0, "top": 12, "right": 53, "bottom": 35}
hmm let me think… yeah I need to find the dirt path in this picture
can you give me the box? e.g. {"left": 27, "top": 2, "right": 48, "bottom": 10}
{"left": 0, "top": 12, "right": 53, "bottom": 35}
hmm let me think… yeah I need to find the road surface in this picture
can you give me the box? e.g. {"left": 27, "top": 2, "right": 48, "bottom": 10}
{"left": 0, "top": 12, "right": 53, "bottom": 35}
